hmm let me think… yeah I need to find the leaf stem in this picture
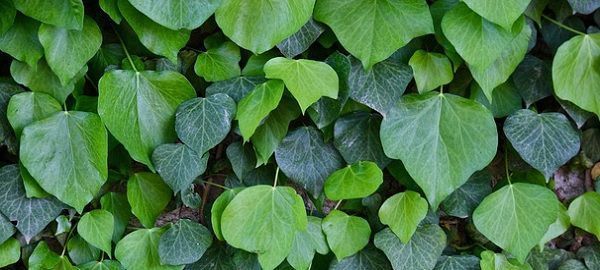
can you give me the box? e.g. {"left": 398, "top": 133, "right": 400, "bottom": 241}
{"left": 113, "top": 27, "right": 139, "bottom": 72}
{"left": 198, "top": 179, "right": 230, "bottom": 190}
{"left": 439, "top": 85, "right": 444, "bottom": 95}
{"left": 273, "top": 167, "right": 280, "bottom": 187}
{"left": 542, "top": 15, "right": 586, "bottom": 35}
{"left": 61, "top": 222, "right": 77, "bottom": 256}
{"left": 504, "top": 148, "right": 512, "bottom": 185}
{"left": 334, "top": 200, "right": 343, "bottom": 210}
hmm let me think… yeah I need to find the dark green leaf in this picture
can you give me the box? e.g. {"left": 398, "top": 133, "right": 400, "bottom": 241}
{"left": 153, "top": 143, "right": 209, "bottom": 194}
{"left": 100, "top": 192, "right": 131, "bottom": 243}
{"left": 205, "top": 76, "right": 265, "bottom": 103}
{"left": 13, "top": 0, "right": 84, "bottom": 29}
{"left": 226, "top": 142, "right": 256, "bottom": 181}
{"left": 330, "top": 245, "right": 392, "bottom": 270}
{"left": 128, "top": 0, "right": 221, "bottom": 30}
{"left": 252, "top": 97, "right": 300, "bottom": 166}
{"left": 333, "top": 112, "right": 390, "bottom": 168}
{"left": 7, "top": 92, "right": 61, "bottom": 138}
{"left": 277, "top": 18, "right": 325, "bottom": 58}
{"left": 374, "top": 225, "right": 446, "bottom": 270}
{"left": 159, "top": 219, "right": 213, "bottom": 265}
{"left": 434, "top": 255, "right": 480, "bottom": 270}
{"left": 0, "top": 15, "right": 43, "bottom": 67}
{"left": 441, "top": 170, "right": 493, "bottom": 218}
{"left": 511, "top": 55, "right": 552, "bottom": 107}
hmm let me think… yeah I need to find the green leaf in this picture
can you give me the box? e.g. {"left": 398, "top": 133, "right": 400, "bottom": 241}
{"left": 314, "top": 0, "right": 433, "bottom": 68}
{"left": 0, "top": 15, "right": 43, "bottom": 67}
{"left": 194, "top": 42, "right": 241, "bottom": 82}
{"left": 118, "top": 0, "right": 190, "bottom": 62}
{"left": 127, "top": 173, "right": 172, "bottom": 228}
{"left": 441, "top": 171, "right": 493, "bottom": 218}
{"left": 38, "top": 17, "right": 102, "bottom": 86}
{"left": 79, "top": 260, "right": 124, "bottom": 270}
{"left": 378, "top": 191, "right": 428, "bottom": 243}
{"left": 277, "top": 18, "right": 325, "bottom": 58}
{"left": 0, "top": 0, "right": 15, "bottom": 34}
{"left": 473, "top": 183, "right": 559, "bottom": 262}
{"left": 158, "top": 219, "right": 213, "bottom": 265}
{"left": 115, "top": 228, "right": 183, "bottom": 270}
{"left": 100, "top": 192, "right": 131, "bottom": 243}
{"left": 442, "top": 3, "right": 523, "bottom": 69}
{"left": 128, "top": 0, "right": 221, "bottom": 30}
{"left": 567, "top": 0, "right": 600, "bottom": 14}
{"left": 324, "top": 161, "right": 383, "bottom": 200}
{"left": 78, "top": 210, "right": 114, "bottom": 255}
{"left": 322, "top": 210, "right": 371, "bottom": 260}
{"left": 347, "top": 57, "right": 413, "bottom": 114}
{"left": 0, "top": 165, "right": 64, "bottom": 243}
{"left": 333, "top": 112, "right": 390, "bottom": 168}
{"left": 221, "top": 185, "right": 307, "bottom": 270}
{"left": 186, "top": 244, "right": 237, "bottom": 270}
{"left": 175, "top": 93, "right": 236, "bottom": 154}
{"left": 511, "top": 55, "right": 552, "bottom": 107}
{"left": 7, "top": 92, "right": 62, "bottom": 138}
{"left": 0, "top": 214, "right": 15, "bottom": 244}
{"left": 471, "top": 82, "right": 522, "bottom": 119}
{"left": 98, "top": 70, "right": 196, "bottom": 169}
{"left": 577, "top": 245, "right": 600, "bottom": 269}
{"left": 226, "top": 142, "right": 256, "bottom": 181}
{"left": 539, "top": 204, "right": 570, "bottom": 249}
{"left": 330, "top": 245, "right": 392, "bottom": 270}
{"left": 409, "top": 50, "right": 454, "bottom": 93}
{"left": 153, "top": 143, "right": 208, "bottom": 194}
{"left": 462, "top": 0, "right": 532, "bottom": 29}
{"left": 210, "top": 188, "right": 238, "bottom": 241}
{"left": 504, "top": 110, "right": 581, "bottom": 179}
{"left": 380, "top": 92, "right": 498, "bottom": 209}
{"left": 264, "top": 57, "right": 338, "bottom": 113}
{"left": 99, "top": 0, "right": 122, "bottom": 23}
{"left": 287, "top": 216, "right": 329, "bottom": 270}
{"left": 206, "top": 76, "right": 264, "bottom": 103}
{"left": 215, "top": 0, "right": 315, "bottom": 54}
{"left": 252, "top": 97, "right": 300, "bottom": 166}
{"left": 0, "top": 81, "right": 23, "bottom": 146}
{"left": 29, "top": 242, "right": 61, "bottom": 269}
{"left": 236, "top": 80, "right": 284, "bottom": 141}
{"left": 0, "top": 238, "right": 19, "bottom": 268}
{"left": 480, "top": 251, "right": 533, "bottom": 270}
{"left": 434, "top": 255, "right": 481, "bottom": 270}
{"left": 275, "top": 126, "right": 344, "bottom": 196}
{"left": 567, "top": 192, "right": 600, "bottom": 239}
{"left": 374, "top": 225, "right": 447, "bottom": 270}
{"left": 552, "top": 34, "right": 600, "bottom": 118}
{"left": 54, "top": 215, "right": 71, "bottom": 236}
{"left": 13, "top": 0, "right": 84, "bottom": 30}
{"left": 67, "top": 234, "right": 101, "bottom": 265}
{"left": 20, "top": 164, "right": 50, "bottom": 199}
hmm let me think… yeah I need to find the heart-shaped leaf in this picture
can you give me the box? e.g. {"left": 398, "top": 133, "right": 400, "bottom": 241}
{"left": 127, "top": 173, "right": 172, "bottom": 228}
{"left": 378, "top": 191, "right": 428, "bottom": 243}
{"left": 236, "top": 80, "right": 284, "bottom": 141}
{"left": 7, "top": 92, "right": 62, "bottom": 138}
{"left": 568, "top": 192, "right": 600, "bottom": 239}
{"left": 374, "top": 225, "right": 446, "bottom": 270}
{"left": 194, "top": 42, "right": 241, "bottom": 82}
{"left": 322, "top": 210, "right": 371, "bottom": 260}
{"left": 115, "top": 228, "right": 182, "bottom": 270}
{"left": 13, "top": 0, "right": 84, "bottom": 30}
{"left": 0, "top": 15, "right": 43, "bottom": 67}
{"left": 409, "top": 50, "right": 454, "bottom": 93}
{"left": 128, "top": 0, "right": 221, "bottom": 30}
{"left": 287, "top": 216, "right": 329, "bottom": 270}
{"left": 324, "top": 161, "right": 383, "bottom": 200}
{"left": 77, "top": 209, "right": 114, "bottom": 255}
{"left": 158, "top": 219, "right": 213, "bottom": 265}
{"left": 462, "top": 0, "right": 532, "bottom": 29}
{"left": 152, "top": 143, "right": 208, "bottom": 194}
{"left": 333, "top": 112, "right": 390, "bottom": 168}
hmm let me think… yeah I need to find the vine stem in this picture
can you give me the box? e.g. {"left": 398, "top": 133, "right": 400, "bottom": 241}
{"left": 113, "top": 27, "right": 139, "bottom": 72}
{"left": 439, "top": 85, "right": 444, "bottom": 95}
{"left": 334, "top": 200, "right": 343, "bottom": 210}
{"left": 504, "top": 148, "right": 512, "bottom": 185}
{"left": 273, "top": 167, "right": 280, "bottom": 187}
{"left": 199, "top": 179, "right": 230, "bottom": 190}
{"left": 61, "top": 222, "right": 78, "bottom": 256}
{"left": 542, "top": 14, "right": 586, "bottom": 35}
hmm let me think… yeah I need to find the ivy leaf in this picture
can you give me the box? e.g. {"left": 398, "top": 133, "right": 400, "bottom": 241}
{"left": 577, "top": 245, "right": 600, "bottom": 269}
{"left": 194, "top": 42, "right": 241, "bottom": 82}
{"left": 67, "top": 234, "right": 101, "bottom": 265}
{"left": 539, "top": 203, "right": 570, "bottom": 249}
{"left": 322, "top": 210, "right": 371, "bottom": 260}
{"left": 277, "top": 18, "right": 324, "bottom": 58}
{"left": 552, "top": 34, "right": 600, "bottom": 117}
{"left": 77, "top": 209, "right": 114, "bottom": 255}
{"left": 153, "top": 143, "right": 209, "bottom": 194}
{"left": 378, "top": 191, "right": 428, "bottom": 243}
{"left": 128, "top": 0, "right": 221, "bottom": 30}
{"left": 99, "top": 0, "right": 122, "bottom": 23}
{"left": 215, "top": 0, "right": 314, "bottom": 54}
{"left": 0, "top": 214, "right": 14, "bottom": 244}
{"left": 348, "top": 57, "right": 412, "bottom": 114}
{"left": 380, "top": 92, "right": 498, "bottom": 209}
{"left": 0, "top": 238, "right": 20, "bottom": 268}
{"left": 206, "top": 76, "right": 264, "bottom": 103}
{"left": 504, "top": 110, "right": 581, "bottom": 179}
{"left": 314, "top": 0, "right": 433, "bottom": 68}
{"left": 462, "top": 0, "right": 532, "bottom": 30}
{"left": 186, "top": 244, "right": 237, "bottom": 270}
{"left": 158, "top": 219, "right": 213, "bottom": 265}
{"left": 374, "top": 225, "right": 447, "bottom": 270}
{"left": 287, "top": 216, "right": 329, "bottom": 270}
{"left": 0, "top": 165, "right": 64, "bottom": 243}
{"left": 252, "top": 97, "right": 300, "bottom": 166}
{"left": 236, "top": 80, "right": 284, "bottom": 141}
{"left": 480, "top": 251, "right": 533, "bottom": 270}
{"left": 175, "top": 93, "right": 236, "bottom": 155}
{"left": 115, "top": 228, "right": 183, "bottom": 270}
{"left": 408, "top": 50, "right": 454, "bottom": 93}
{"left": 441, "top": 171, "right": 493, "bottom": 218}
{"left": 0, "top": 15, "right": 43, "bottom": 67}
{"left": 221, "top": 185, "right": 307, "bottom": 270}
{"left": 20, "top": 111, "right": 108, "bottom": 212}
{"left": 333, "top": 112, "right": 390, "bottom": 168}
{"left": 29, "top": 242, "right": 61, "bottom": 269}
{"left": 473, "top": 183, "right": 559, "bottom": 262}
{"left": 100, "top": 192, "right": 131, "bottom": 243}
{"left": 471, "top": 82, "right": 522, "bottom": 119}
{"left": 330, "top": 245, "right": 391, "bottom": 270}
{"left": 324, "top": 161, "right": 383, "bottom": 200}
{"left": 434, "top": 255, "right": 480, "bottom": 270}
{"left": 308, "top": 52, "right": 351, "bottom": 129}
{"left": 7, "top": 92, "right": 62, "bottom": 138}
{"left": 264, "top": 57, "right": 338, "bottom": 113}
{"left": 98, "top": 70, "right": 196, "bottom": 169}
{"left": 79, "top": 260, "right": 124, "bottom": 270}
{"left": 275, "top": 126, "right": 344, "bottom": 196}
{"left": 567, "top": 0, "right": 600, "bottom": 14}
{"left": 118, "top": 0, "right": 190, "bottom": 62}
{"left": 226, "top": 142, "right": 256, "bottom": 181}
{"left": 210, "top": 189, "right": 239, "bottom": 241}
{"left": 127, "top": 173, "right": 172, "bottom": 228}
{"left": 511, "top": 55, "right": 552, "bottom": 107}
{"left": 0, "top": 0, "right": 15, "bottom": 34}
{"left": 13, "top": 0, "right": 84, "bottom": 30}
{"left": 567, "top": 192, "right": 600, "bottom": 239}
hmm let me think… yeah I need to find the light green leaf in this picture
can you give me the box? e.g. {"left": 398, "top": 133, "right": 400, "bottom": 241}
{"left": 128, "top": 0, "right": 221, "bottom": 30}
{"left": 287, "top": 216, "right": 329, "bottom": 270}
{"left": 153, "top": 143, "right": 208, "bottom": 194}
{"left": 78, "top": 260, "right": 124, "bottom": 270}
{"left": 115, "top": 228, "right": 183, "bottom": 270}
{"left": 118, "top": 0, "right": 190, "bottom": 62}
{"left": 480, "top": 251, "right": 533, "bottom": 270}
{"left": 277, "top": 18, "right": 325, "bottom": 58}
{"left": 473, "top": 183, "right": 559, "bottom": 262}
{"left": 330, "top": 245, "right": 392, "bottom": 270}
{"left": 409, "top": 50, "right": 454, "bottom": 93}
{"left": 38, "top": 16, "right": 102, "bottom": 86}
{"left": 210, "top": 188, "right": 239, "bottom": 241}
{"left": 29, "top": 241, "right": 61, "bottom": 269}
{"left": 236, "top": 80, "right": 284, "bottom": 141}
{"left": 511, "top": 55, "right": 552, "bottom": 107}
{"left": 374, "top": 225, "right": 447, "bottom": 270}
{"left": 78, "top": 210, "right": 114, "bottom": 255}
{"left": 67, "top": 234, "right": 101, "bottom": 265}
{"left": 7, "top": 92, "right": 62, "bottom": 138}
{"left": 20, "top": 111, "right": 108, "bottom": 212}
{"left": 127, "top": 173, "right": 172, "bottom": 228}
{"left": 322, "top": 210, "right": 371, "bottom": 260}
{"left": 221, "top": 185, "right": 307, "bottom": 270}
{"left": 0, "top": 214, "right": 14, "bottom": 244}
{"left": 206, "top": 76, "right": 264, "bottom": 103}
{"left": 568, "top": 192, "right": 600, "bottom": 239}
{"left": 552, "top": 34, "right": 600, "bottom": 118}
{"left": 13, "top": 0, "right": 84, "bottom": 30}
{"left": 333, "top": 112, "right": 390, "bottom": 168}
{"left": 54, "top": 215, "right": 71, "bottom": 236}
{"left": 539, "top": 204, "right": 570, "bottom": 250}
{"left": 380, "top": 92, "right": 498, "bottom": 209}
{"left": 324, "top": 161, "right": 383, "bottom": 200}
{"left": 504, "top": 110, "right": 581, "bottom": 179}
{"left": 158, "top": 219, "right": 213, "bottom": 265}
{"left": 99, "top": 0, "right": 122, "bottom": 23}
{"left": 434, "top": 255, "right": 481, "bottom": 270}
{"left": 226, "top": 142, "right": 256, "bottom": 181}
{"left": 275, "top": 126, "right": 344, "bottom": 196}
{"left": 100, "top": 192, "right": 131, "bottom": 243}
{"left": 314, "top": 0, "right": 433, "bottom": 68}
{"left": 0, "top": 15, "right": 43, "bottom": 67}
{"left": 194, "top": 42, "right": 241, "bottom": 82}
{"left": 463, "top": 0, "right": 532, "bottom": 29}
{"left": 215, "top": 0, "right": 315, "bottom": 54}
{"left": 98, "top": 70, "right": 196, "bottom": 169}
{"left": 441, "top": 171, "right": 493, "bottom": 218}
{"left": 264, "top": 57, "right": 338, "bottom": 113}
{"left": 0, "top": 238, "right": 19, "bottom": 268}
{"left": 175, "top": 93, "right": 236, "bottom": 154}
{"left": 378, "top": 191, "right": 428, "bottom": 243}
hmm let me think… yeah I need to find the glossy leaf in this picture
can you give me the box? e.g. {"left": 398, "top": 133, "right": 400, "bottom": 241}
{"left": 374, "top": 225, "right": 447, "bottom": 270}
{"left": 115, "top": 228, "right": 182, "bottom": 270}
{"left": 287, "top": 216, "right": 329, "bottom": 270}
{"left": 78, "top": 210, "right": 114, "bottom": 255}
{"left": 324, "top": 161, "right": 383, "bottom": 200}
{"left": 277, "top": 19, "right": 325, "bottom": 58}
{"left": 153, "top": 143, "right": 208, "bottom": 194}
{"left": 378, "top": 191, "right": 428, "bottom": 243}
{"left": 252, "top": 97, "right": 300, "bottom": 166}
{"left": 159, "top": 219, "right": 213, "bottom": 265}
{"left": 206, "top": 76, "right": 264, "bottom": 103}
{"left": 333, "top": 112, "right": 390, "bottom": 168}
{"left": 194, "top": 42, "right": 241, "bottom": 82}
{"left": 0, "top": 15, "right": 43, "bottom": 67}
{"left": 7, "top": 92, "right": 62, "bottom": 138}
{"left": 127, "top": 173, "right": 172, "bottom": 228}
{"left": 100, "top": 192, "right": 131, "bottom": 243}
{"left": 511, "top": 55, "right": 552, "bottom": 107}
{"left": 441, "top": 171, "right": 493, "bottom": 218}
{"left": 322, "top": 210, "right": 371, "bottom": 260}
{"left": 128, "top": 0, "right": 221, "bottom": 30}
{"left": 0, "top": 0, "right": 15, "bottom": 34}
{"left": 409, "top": 50, "right": 454, "bottom": 93}
{"left": 210, "top": 188, "right": 238, "bottom": 241}
{"left": 0, "top": 238, "right": 19, "bottom": 268}
{"left": 462, "top": 0, "right": 532, "bottom": 29}
{"left": 13, "top": 0, "right": 84, "bottom": 30}
{"left": 236, "top": 80, "right": 284, "bottom": 141}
